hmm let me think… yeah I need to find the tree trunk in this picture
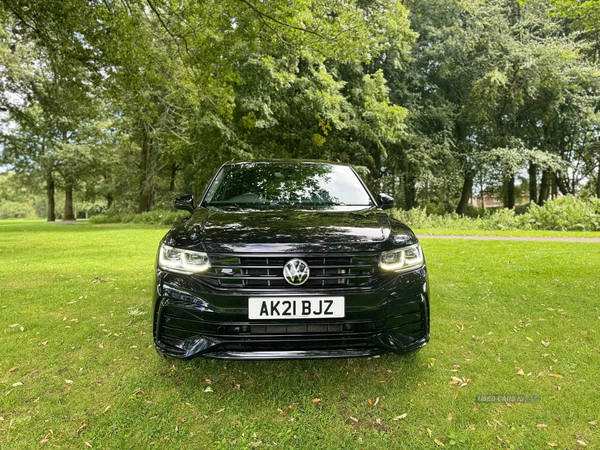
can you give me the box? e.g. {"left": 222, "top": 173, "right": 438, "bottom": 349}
{"left": 456, "top": 172, "right": 474, "bottom": 215}
{"left": 528, "top": 162, "right": 537, "bottom": 203}
{"left": 478, "top": 171, "right": 485, "bottom": 210}
{"left": 138, "top": 133, "right": 151, "bottom": 213}
{"left": 538, "top": 170, "right": 550, "bottom": 206}
{"left": 64, "top": 184, "right": 75, "bottom": 221}
{"left": 403, "top": 172, "right": 416, "bottom": 211}
{"left": 169, "top": 163, "right": 177, "bottom": 192}
{"left": 46, "top": 171, "right": 56, "bottom": 222}
{"left": 106, "top": 193, "right": 113, "bottom": 210}
{"left": 597, "top": 165, "right": 600, "bottom": 198}
{"left": 554, "top": 172, "right": 569, "bottom": 196}
{"left": 506, "top": 174, "right": 515, "bottom": 209}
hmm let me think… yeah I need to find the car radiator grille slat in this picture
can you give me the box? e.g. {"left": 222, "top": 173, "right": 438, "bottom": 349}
{"left": 202, "top": 253, "right": 379, "bottom": 289}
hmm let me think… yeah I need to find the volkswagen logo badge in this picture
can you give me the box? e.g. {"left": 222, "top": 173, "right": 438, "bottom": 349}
{"left": 283, "top": 258, "right": 310, "bottom": 286}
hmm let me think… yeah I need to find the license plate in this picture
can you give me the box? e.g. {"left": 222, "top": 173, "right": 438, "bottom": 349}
{"left": 248, "top": 297, "right": 345, "bottom": 320}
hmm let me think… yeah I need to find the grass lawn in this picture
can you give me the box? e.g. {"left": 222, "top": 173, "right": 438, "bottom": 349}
{"left": 1, "top": 221, "right": 599, "bottom": 449}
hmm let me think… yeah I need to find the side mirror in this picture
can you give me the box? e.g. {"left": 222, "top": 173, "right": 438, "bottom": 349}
{"left": 174, "top": 194, "right": 195, "bottom": 214}
{"left": 378, "top": 193, "right": 395, "bottom": 210}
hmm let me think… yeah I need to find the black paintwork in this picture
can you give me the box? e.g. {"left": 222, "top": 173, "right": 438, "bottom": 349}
{"left": 153, "top": 161, "right": 429, "bottom": 360}
{"left": 378, "top": 193, "right": 395, "bottom": 210}
{"left": 173, "top": 194, "right": 195, "bottom": 213}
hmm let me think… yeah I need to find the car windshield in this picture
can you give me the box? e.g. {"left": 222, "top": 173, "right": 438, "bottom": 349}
{"left": 203, "top": 162, "right": 374, "bottom": 208}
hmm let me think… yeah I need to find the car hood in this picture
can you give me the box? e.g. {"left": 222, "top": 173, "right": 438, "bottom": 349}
{"left": 167, "top": 207, "right": 417, "bottom": 253}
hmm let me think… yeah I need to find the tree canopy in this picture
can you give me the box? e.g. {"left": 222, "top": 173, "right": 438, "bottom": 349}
{"left": 1, "top": 0, "right": 599, "bottom": 219}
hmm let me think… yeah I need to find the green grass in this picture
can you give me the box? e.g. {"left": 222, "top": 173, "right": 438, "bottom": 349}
{"left": 1, "top": 221, "right": 599, "bottom": 449}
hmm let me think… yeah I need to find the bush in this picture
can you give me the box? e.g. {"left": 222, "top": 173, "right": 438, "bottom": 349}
{"left": 88, "top": 196, "right": 600, "bottom": 231}
{"left": 89, "top": 209, "right": 190, "bottom": 226}
{"left": 524, "top": 196, "right": 600, "bottom": 231}
{"left": 392, "top": 196, "right": 600, "bottom": 231}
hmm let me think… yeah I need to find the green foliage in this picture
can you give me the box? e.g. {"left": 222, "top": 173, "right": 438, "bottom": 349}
{"left": 1, "top": 0, "right": 599, "bottom": 218}
{"left": 551, "top": 0, "right": 600, "bottom": 31}
{"left": 393, "top": 196, "right": 600, "bottom": 231}
{"left": 89, "top": 209, "right": 189, "bottom": 226}
{"left": 0, "top": 200, "right": 38, "bottom": 220}
{"left": 525, "top": 195, "right": 600, "bottom": 231}
{"left": 0, "top": 173, "right": 45, "bottom": 219}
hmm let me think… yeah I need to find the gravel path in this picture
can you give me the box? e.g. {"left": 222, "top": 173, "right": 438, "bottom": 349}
{"left": 417, "top": 234, "right": 600, "bottom": 243}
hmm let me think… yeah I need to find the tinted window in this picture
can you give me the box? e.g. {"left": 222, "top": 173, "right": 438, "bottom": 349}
{"left": 204, "top": 163, "right": 373, "bottom": 207}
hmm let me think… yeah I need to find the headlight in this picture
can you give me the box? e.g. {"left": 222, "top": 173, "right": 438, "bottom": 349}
{"left": 380, "top": 243, "right": 424, "bottom": 272}
{"left": 158, "top": 244, "right": 210, "bottom": 274}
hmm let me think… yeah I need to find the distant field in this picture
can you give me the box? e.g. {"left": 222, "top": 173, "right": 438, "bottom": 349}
{"left": 1, "top": 221, "right": 599, "bottom": 449}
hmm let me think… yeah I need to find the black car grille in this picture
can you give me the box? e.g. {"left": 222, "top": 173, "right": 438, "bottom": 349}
{"left": 202, "top": 253, "right": 380, "bottom": 289}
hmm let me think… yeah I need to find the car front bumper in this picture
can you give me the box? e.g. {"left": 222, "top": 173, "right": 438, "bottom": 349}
{"left": 152, "top": 267, "right": 430, "bottom": 360}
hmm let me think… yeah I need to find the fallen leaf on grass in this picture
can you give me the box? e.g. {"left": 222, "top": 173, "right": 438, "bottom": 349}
{"left": 589, "top": 421, "right": 597, "bottom": 425}
{"left": 447, "top": 413, "right": 453, "bottom": 420}
{"left": 40, "top": 432, "right": 52, "bottom": 444}
{"left": 434, "top": 438, "right": 445, "bottom": 447}
{"left": 203, "top": 386, "right": 213, "bottom": 393}
{"left": 311, "top": 398, "right": 321, "bottom": 403}
{"left": 77, "top": 424, "right": 88, "bottom": 433}
{"left": 549, "top": 374, "right": 563, "bottom": 378}
{"left": 548, "top": 443, "right": 558, "bottom": 447}
{"left": 577, "top": 440, "right": 587, "bottom": 446}
{"left": 517, "top": 369, "right": 525, "bottom": 376}
{"left": 8, "top": 367, "right": 18, "bottom": 373}
{"left": 542, "top": 339, "right": 550, "bottom": 347}
{"left": 526, "top": 337, "right": 533, "bottom": 342}
{"left": 12, "top": 382, "right": 23, "bottom": 387}
{"left": 103, "top": 406, "right": 111, "bottom": 413}
{"left": 215, "top": 408, "right": 225, "bottom": 414}
{"left": 537, "top": 424, "right": 547, "bottom": 429}
{"left": 65, "top": 380, "right": 73, "bottom": 385}
{"left": 392, "top": 413, "right": 407, "bottom": 421}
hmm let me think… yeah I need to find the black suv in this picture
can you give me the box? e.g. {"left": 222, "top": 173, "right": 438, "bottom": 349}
{"left": 153, "top": 160, "right": 429, "bottom": 360}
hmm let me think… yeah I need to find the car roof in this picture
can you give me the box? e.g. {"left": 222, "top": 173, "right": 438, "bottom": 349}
{"left": 223, "top": 159, "right": 352, "bottom": 167}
